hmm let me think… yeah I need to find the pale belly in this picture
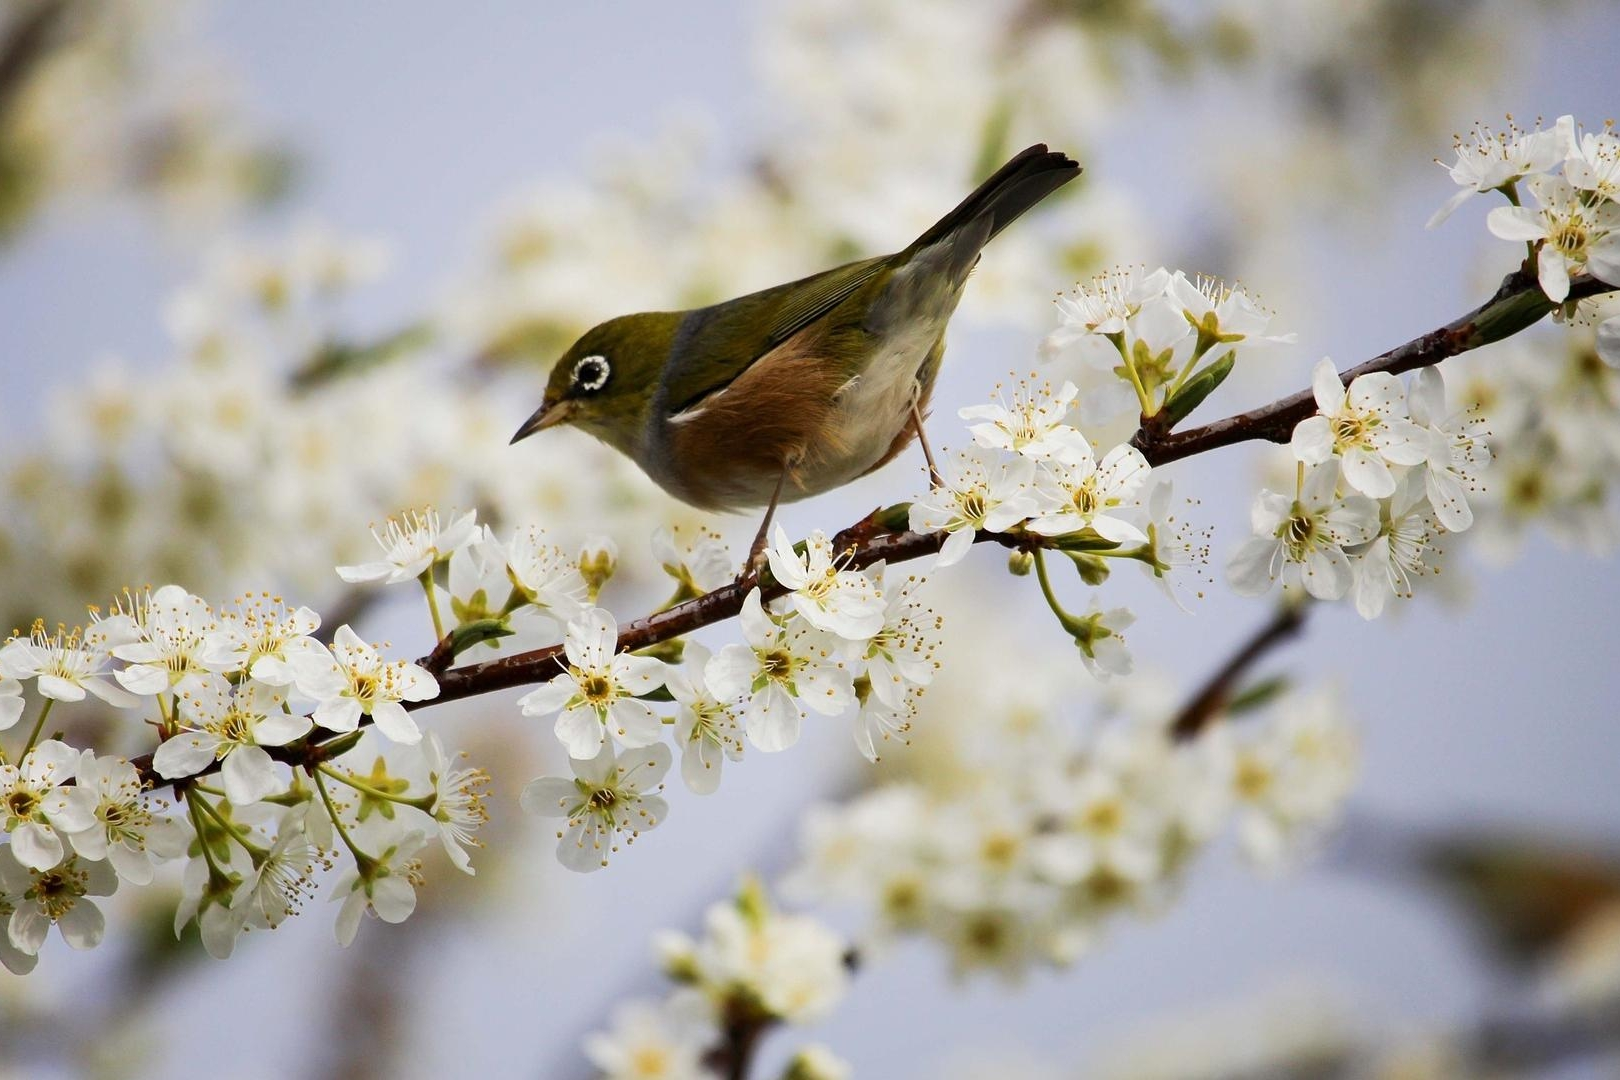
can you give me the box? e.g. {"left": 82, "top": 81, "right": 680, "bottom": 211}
{"left": 786, "top": 334, "right": 935, "bottom": 499}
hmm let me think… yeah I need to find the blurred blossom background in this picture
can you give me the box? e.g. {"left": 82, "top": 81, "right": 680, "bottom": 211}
{"left": 2, "top": 0, "right": 1620, "bottom": 1077}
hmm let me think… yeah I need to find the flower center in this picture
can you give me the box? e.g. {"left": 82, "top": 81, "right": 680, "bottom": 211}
{"left": 1082, "top": 800, "right": 1123, "bottom": 835}
{"left": 1281, "top": 510, "right": 1320, "bottom": 560}
{"left": 1234, "top": 755, "right": 1273, "bottom": 799}
{"left": 579, "top": 673, "right": 615, "bottom": 704}
{"left": 760, "top": 649, "right": 795, "bottom": 681}
{"left": 1070, "top": 481, "right": 1100, "bottom": 516}
{"left": 1331, "top": 412, "right": 1374, "bottom": 448}
{"left": 1550, "top": 219, "right": 1589, "bottom": 256}
{"left": 6, "top": 790, "right": 40, "bottom": 820}
{"left": 957, "top": 490, "right": 988, "bottom": 525}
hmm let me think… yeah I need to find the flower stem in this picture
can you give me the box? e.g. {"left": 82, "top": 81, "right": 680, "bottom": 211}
{"left": 318, "top": 761, "right": 433, "bottom": 811}
{"left": 17, "top": 697, "right": 54, "bottom": 759}
{"left": 192, "top": 789, "right": 269, "bottom": 862}
{"left": 184, "top": 790, "right": 228, "bottom": 881}
{"left": 419, "top": 568, "right": 447, "bottom": 642}
{"left": 1031, "top": 549, "right": 1082, "bottom": 636}
{"left": 313, "top": 766, "right": 373, "bottom": 868}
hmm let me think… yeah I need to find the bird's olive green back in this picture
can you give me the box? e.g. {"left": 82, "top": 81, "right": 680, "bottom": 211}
{"left": 658, "top": 253, "right": 899, "bottom": 416}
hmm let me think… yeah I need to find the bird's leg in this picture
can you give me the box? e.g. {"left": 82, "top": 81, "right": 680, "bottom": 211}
{"left": 910, "top": 387, "right": 942, "bottom": 488}
{"left": 738, "top": 467, "right": 788, "bottom": 587}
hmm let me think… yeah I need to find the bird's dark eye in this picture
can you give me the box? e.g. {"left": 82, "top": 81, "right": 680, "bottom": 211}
{"left": 571, "top": 354, "right": 611, "bottom": 394}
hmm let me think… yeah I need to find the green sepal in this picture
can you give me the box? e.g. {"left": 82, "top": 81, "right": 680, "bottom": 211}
{"left": 1162, "top": 353, "right": 1235, "bottom": 428}
{"left": 309, "top": 728, "right": 366, "bottom": 764}
{"left": 446, "top": 617, "right": 513, "bottom": 659}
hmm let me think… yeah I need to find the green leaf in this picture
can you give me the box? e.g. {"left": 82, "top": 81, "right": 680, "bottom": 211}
{"left": 1226, "top": 675, "right": 1290, "bottom": 715}
{"left": 1162, "top": 353, "right": 1236, "bottom": 427}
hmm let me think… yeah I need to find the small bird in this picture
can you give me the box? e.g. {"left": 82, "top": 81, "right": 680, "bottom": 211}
{"left": 511, "top": 144, "right": 1081, "bottom": 566}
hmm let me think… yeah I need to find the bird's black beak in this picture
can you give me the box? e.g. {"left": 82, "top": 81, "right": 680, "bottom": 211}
{"left": 510, "top": 398, "right": 575, "bottom": 444}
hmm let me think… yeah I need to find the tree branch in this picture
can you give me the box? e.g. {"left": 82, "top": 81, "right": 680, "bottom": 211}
{"left": 1169, "top": 602, "right": 1308, "bottom": 742}
{"left": 124, "top": 268, "right": 1615, "bottom": 790}
{"left": 1132, "top": 268, "right": 1615, "bottom": 465}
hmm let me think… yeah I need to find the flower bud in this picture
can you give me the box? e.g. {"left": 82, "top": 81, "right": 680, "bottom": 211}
{"left": 1070, "top": 552, "right": 1110, "bottom": 585}
{"left": 1007, "top": 550, "right": 1034, "bottom": 576}
{"left": 577, "top": 535, "right": 619, "bottom": 603}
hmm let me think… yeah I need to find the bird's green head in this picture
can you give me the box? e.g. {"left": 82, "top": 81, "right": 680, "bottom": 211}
{"left": 509, "top": 310, "right": 682, "bottom": 454}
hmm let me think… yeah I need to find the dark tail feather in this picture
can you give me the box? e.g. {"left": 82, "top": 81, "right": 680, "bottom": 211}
{"left": 910, "top": 144, "right": 1081, "bottom": 256}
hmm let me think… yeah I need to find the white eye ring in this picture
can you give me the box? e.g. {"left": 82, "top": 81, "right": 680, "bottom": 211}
{"left": 572, "top": 354, "right": 610, "bottom": 392}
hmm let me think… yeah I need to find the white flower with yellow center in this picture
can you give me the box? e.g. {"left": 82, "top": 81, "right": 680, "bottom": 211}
{"left": 504, "top": 524, "right": 590, "bottom": 619}
{"left": 517, "top": 607, "right": 668, "bottom": 760}
{"left": 666, "top": 643, "right": 744, "bottom": 796}
{"left": 908, "top": 446, "right": 1039, "bottom": 568}
{"left": 958, "top": 378, "right": 1091, "bottom": 463}
{"left": 706, "top": 590, "right": 855, "bottom": 753}
{"left": 1567, "top": 125, "right": 1620, "bottom": 202}
{"left": 299, "top": 625, "right": 439, "bottom": 745}
{"left": 65, "top": 750, "right": 187, "bottom": 885}
{"left": 0, "top": 847, "right": 118, "bottom": 956}
{"left": 0, "top": 621, "right": 139, "bottom": 709}
{"left": 1165, "top": 271, "right": 1296, "bottom": 360}
{"left": 153, "top": 680, "right": 308, "bottom": 803}
{"left": 1228, "top": 461, "right": 1380, "bottom": 601}
{"left": 201, "top": 595, "right": 331, "bottom": 688}
{"left": 1028, "top": 440, "right": 1151, "bottom": 542}
{"left": 107, "top": 585, "right": 224, "bottom": 697}
{"left": 1427, "top": 114, "right": 1575, "bottom": 228}
{"left": 521, "top": 742, "right": 671, "bottom": 873}
{"left": 2, "top": 740, "right": 97, "bottom": 871}
{"left": 1489, "top": 173, "right": 1620, "bottom": 302}
{"left": 765, "top": 527, "right": 884, "bottom": 641}
{"left": 336, "top": 507, "right": 479, "bottom": 585}
{"left": 583, "top": 999, "right": 714, "bottom": 1080}
{"left": 1290, "top": 360, "right": 1427, "bottom": 498}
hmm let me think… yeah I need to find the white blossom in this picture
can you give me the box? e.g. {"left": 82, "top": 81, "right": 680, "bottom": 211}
{"left": 652, "top": 526, "right": 735, "bottom": 596}
{"left": 1027, "top": 441, "right": 1152, "bottom": 542}
{"left": 516, "top": 607, "right": 667, "bottom": 760}
{"left": 1136, "top": 479, "right": 1212, "bottom": 610}
{"left": 908, "top": 446, "right": 1040, "bottom": 568}
{"left": 1351, "top": 473, "right": 1440, "bottom": 620}
{"left": 154, "top": 680, "right": 307, "bottom": 803}
{"left": 667, "top": 643, "right": 744, "bottom": 796}
{"left": 1, "top": 741, "right": 98, "bottom": 871}
{"left": 1427, "top": 114, "right": 1576, "bottom": 228}
{"left": 336, "top": 507, "right": 479, "bottom": 584}
{"left": 958, "top": 378, "right": 1091, "bottom": 462}
{"left": 671, "top": 893, "right": 850, "bottom": 1023}
{"left": 765, "top": 527, "right": 885, "bottom": 641}
{"left": 1290, "top": 360, "right": 1427, "bottom": 498}
{"left": 706, "top": 590, "right": 855, "bottom": 753}
{"left": 0, "top": 621, "right": 140, "bottom": 708}
{"left": 66, "top": 750, "right": 187, "bottom": 885}
{"left": 1488, "top": 173, "right": 1620, "bottom": 302}
{"left": 0, "top": 847, "right": 118, "bottom": 956}
{"left": 332, "top": 829, "right": 428, "bottom": 946}
{"left": 423, "top": 733, "right": 490, "bottom": 875}
{"left": 1164, "top": 271, "right": 1296, "bottom": 359}
{"left": 521, "top": 742, "right": 671, "bottom": 873}
{"left": 505, "top": 524, "right": 590, "bottom": 618}
{"left": 1407, "top": 366, "right": 1489, "bottom": 532}
{"left": 1566, "top": 124, "right": 1620, "bottom": 201}
{"left": 1228, "top": 462, "right": 1380, "bottom": 601}
{"left": 107, "top": 585, "right": 224, "bottom": 697}
{"left": 583, "top": 998, "right": 714, "bottom": 1080}
{"left": 857, "top": 572, "right": 940, "bottom": 710}
{"left": 201, "top": 595, "right": 331, "bottom": 688}
{"left": 298, "top": 625, "right": 439, "bottom": 745}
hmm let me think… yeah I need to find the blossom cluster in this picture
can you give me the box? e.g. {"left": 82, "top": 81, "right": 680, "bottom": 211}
{"left": 582, "top": 881, "right": 852, "bottom": 1080}
{"left": 0, "top": 543, "right": 508, "bottom": 973}
{"left": 909, "top": 368, "right": 1214, "bottom": 676}
{"left": 515, "top": 526, "right": 942, "bottom": 872}
{"left": 1430, "top": 115, "right": 1620, "bottom": 307}
{"left": 786, "top": 677, "right": 1357, "bottom": 982}
{"left": 1227, "top": 361, "right": 1485, "bottom": 618}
